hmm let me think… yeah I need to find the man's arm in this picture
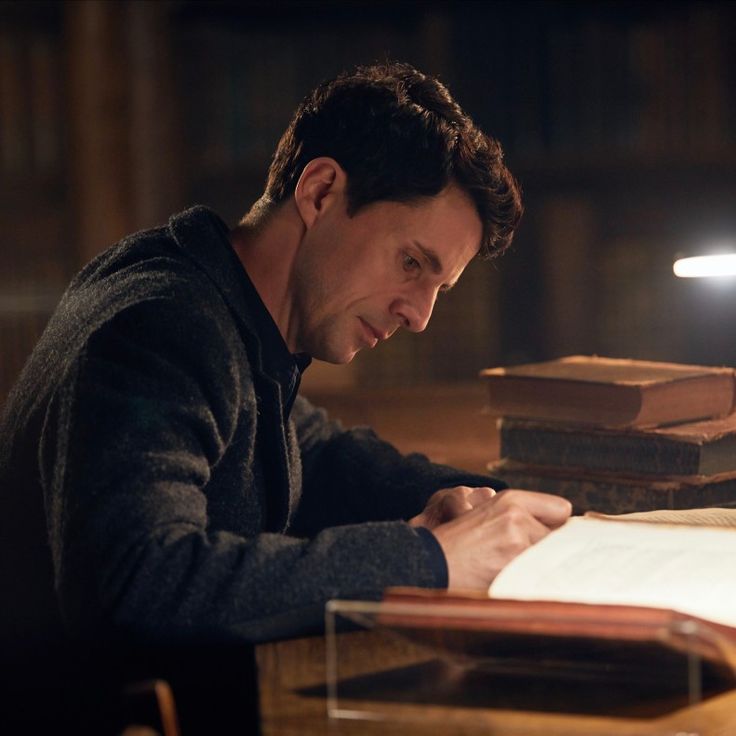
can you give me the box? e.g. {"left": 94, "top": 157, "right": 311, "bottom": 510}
{"left": 39, "top": 298, "right": 442, "bottom": 644}
{"left": 291, "top": 398, "right": 572, "bottom": 591}
{"left": 290, "top": 395, "right": 508, "bottom": 535}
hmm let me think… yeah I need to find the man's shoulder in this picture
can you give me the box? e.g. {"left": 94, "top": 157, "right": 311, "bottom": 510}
{"left": 76, "top": 207, "right": 222, "bottom": 290}
{"left": 62, "top": 207, "right": 237, "bottom": 322}
{"left": 31, "top": 208, "right": 249, "bottom": 390}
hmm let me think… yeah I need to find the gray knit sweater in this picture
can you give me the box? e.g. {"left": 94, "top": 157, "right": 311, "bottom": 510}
{"left": 0, "top": 206, "right": 502, "bottom": 647}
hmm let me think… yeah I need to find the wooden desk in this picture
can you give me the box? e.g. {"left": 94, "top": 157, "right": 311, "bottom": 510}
{"left": 258, "top": 384, "right": 736, "bottom": 732}
{"left": 257, "top": 630, "right": 736, "bottom": 735}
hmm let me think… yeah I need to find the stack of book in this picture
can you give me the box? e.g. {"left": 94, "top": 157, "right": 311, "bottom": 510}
{"left": 480, "top": 355, "right": 736, "bottom": 513}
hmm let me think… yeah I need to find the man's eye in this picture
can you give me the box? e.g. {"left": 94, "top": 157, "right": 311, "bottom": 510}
{"left": 402, "top": 253, "right": 420, "bottom": 272}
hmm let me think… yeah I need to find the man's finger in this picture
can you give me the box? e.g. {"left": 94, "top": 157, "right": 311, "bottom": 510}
{"left": 491, "top": 489, "right": 572, "bottom": 528}
{"left": 439, "top": 493, "right": 473, "bottom": 520}
{"left": 466, "top": 486, "right": 496, "bottom": 507}
{"left": 525, "top": 513, "right": 554, "bottom": 545}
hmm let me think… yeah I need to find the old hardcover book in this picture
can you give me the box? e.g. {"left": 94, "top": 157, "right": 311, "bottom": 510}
{"left": 487, "top": 457, "right": 736, "bottom": 514}
{"left": 499, "top": 413, "right": 736, "bottom": 477}
{"left": 382, "top": 512, "right": 736, "bottom": 678}
{"left": 480, "top": 355, "right": 735, "bottom": 428}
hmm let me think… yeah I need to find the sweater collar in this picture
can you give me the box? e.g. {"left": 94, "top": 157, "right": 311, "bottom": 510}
{"left": 167, "top": 206, "right": 311, "bottom": 390}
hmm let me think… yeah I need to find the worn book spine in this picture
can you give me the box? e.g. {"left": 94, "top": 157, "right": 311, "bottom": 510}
{"left": 499, "top": 419, "right": 736, "bottom": 476}
{"left": 481, "top": 356, "right": 736, "bottom": 428}
{"left": 488, "top": 458, "right": 736, "bottom": 514}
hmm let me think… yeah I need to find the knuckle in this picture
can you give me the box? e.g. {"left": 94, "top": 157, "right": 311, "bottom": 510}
{"left": 497, "top": 532, "right": 529, "bottom": 558}
{"left": 491, "top": 489, "right": 512, "bottom": 508}
{"left": 499, "top": 504, "right": 528, "bottom": 526}
{"left": 506, "top": 538, "right": 529, "bottom": 556}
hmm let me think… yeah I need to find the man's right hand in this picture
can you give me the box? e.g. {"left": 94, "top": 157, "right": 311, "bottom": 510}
{"left": 431, "top": 489, "right": 572, "bottom": 591}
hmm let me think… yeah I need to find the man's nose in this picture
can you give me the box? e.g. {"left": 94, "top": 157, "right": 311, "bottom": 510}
{"left": 390, "top": 287, "right": 437, "bottom": 333}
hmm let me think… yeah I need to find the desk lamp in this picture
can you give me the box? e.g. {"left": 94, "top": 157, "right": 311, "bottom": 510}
{"left": 673, "top": 252, "right": 736, "bottom": 278}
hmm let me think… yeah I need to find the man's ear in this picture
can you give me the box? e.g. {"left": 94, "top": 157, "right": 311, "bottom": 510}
{"left": 293, "top": 157, "right": 347, "bottom": 228}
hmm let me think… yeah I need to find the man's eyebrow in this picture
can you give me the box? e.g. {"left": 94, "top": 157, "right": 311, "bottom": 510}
{"left": 413, "top": 241, "right": 444, "bottom": 275}
{"left": 412, "top": 241, "right": 458, "bottom": 290}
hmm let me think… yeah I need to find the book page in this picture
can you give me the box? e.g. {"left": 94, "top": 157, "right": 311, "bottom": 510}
{"left": 489, "top": 517, "right": 736, "bottom": 628}
{"left": 585, "top": 508, "right": 736, "bottom": 528}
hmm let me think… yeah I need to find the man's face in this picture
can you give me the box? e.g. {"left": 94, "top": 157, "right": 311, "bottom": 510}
{"left": 290, "top": 184, "right": 482, "bottom": 364}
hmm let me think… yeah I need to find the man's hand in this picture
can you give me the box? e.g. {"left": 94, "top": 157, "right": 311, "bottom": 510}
{"left": 429, "top": 489, "right": 572, "bottom": 591}
{"left": 408, "top": 485, "right": 497, "bottom": 530}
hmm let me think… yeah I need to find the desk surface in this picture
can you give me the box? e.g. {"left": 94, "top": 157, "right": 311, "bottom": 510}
{"left": 257, "top": 384, "right": 736, "bottom": 733}
{"left": 306, "top": 382, "right": 499, "bottom": 476}
{"left": 257, "top": 630, "right": 736, "bottom": 735}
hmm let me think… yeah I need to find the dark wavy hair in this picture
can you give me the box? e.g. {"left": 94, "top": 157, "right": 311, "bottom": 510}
{"left": 263, "top": 62, "right": 522, "bottom": 258}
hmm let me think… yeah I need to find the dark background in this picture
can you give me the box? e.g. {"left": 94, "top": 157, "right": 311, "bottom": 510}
{"left": 2, "top": 0, "right": 736, "bottom": 401}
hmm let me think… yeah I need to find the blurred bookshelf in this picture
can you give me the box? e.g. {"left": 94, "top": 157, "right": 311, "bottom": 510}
{"left": 452, "top": 2, "right": 736, "bottom": 167}
{"left": 0, "top": 3, "right": 71, "bottom": 403}
{"left": 2, "top": 1, "right": 736, "bottom": 405}
{"left": 448, "top": 1, "right": 736, "bottom": 370}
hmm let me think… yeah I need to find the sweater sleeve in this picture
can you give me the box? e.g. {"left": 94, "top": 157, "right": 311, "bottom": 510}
{"left": 39, "top": 297, "right": 442, "bottom": 645}
{"left": 289, "top": 395, "right": 507, "bottom": 537}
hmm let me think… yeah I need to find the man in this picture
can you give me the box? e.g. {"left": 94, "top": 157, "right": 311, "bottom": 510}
{"left": 0, "top": 62, "right": 570, "bottom": 658}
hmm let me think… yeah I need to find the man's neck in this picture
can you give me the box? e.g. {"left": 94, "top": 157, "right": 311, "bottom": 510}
{"left": 229, "top": 202, "right": 303, "bottom": 352}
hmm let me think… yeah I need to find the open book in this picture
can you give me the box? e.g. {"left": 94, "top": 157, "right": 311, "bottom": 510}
{"left": 490, "top": 509, "right": 736, "bottom": 628}
{"left": 383, "top": 509, "right": 736, "bottom": 678}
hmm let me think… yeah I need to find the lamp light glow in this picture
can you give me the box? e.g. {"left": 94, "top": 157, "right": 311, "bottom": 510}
{"left": 673, "top": 254, "right": 736, "bottom": 278}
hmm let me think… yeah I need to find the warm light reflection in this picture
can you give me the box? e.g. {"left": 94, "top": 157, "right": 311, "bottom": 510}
{"left": 673, "top": 254, "right": 736, "bottom": 278}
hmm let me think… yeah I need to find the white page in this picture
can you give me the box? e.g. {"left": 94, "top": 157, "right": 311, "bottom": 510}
{"left": 586, "top": 508, "right": 736, "bottom": 528}
{"left": 489, "top": 517, "right": 736, "bottom": 628}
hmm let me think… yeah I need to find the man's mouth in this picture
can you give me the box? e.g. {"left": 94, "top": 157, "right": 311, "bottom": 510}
{"left": 358, "top": 317, "right": 383, "bottom": 347}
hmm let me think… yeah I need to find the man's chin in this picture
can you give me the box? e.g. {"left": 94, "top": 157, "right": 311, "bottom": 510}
{"left": 333, "top": 350, "right": 359, "bottom": 365}
{"left": 318, "top": 346, "right": 360, "bottom": 365}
